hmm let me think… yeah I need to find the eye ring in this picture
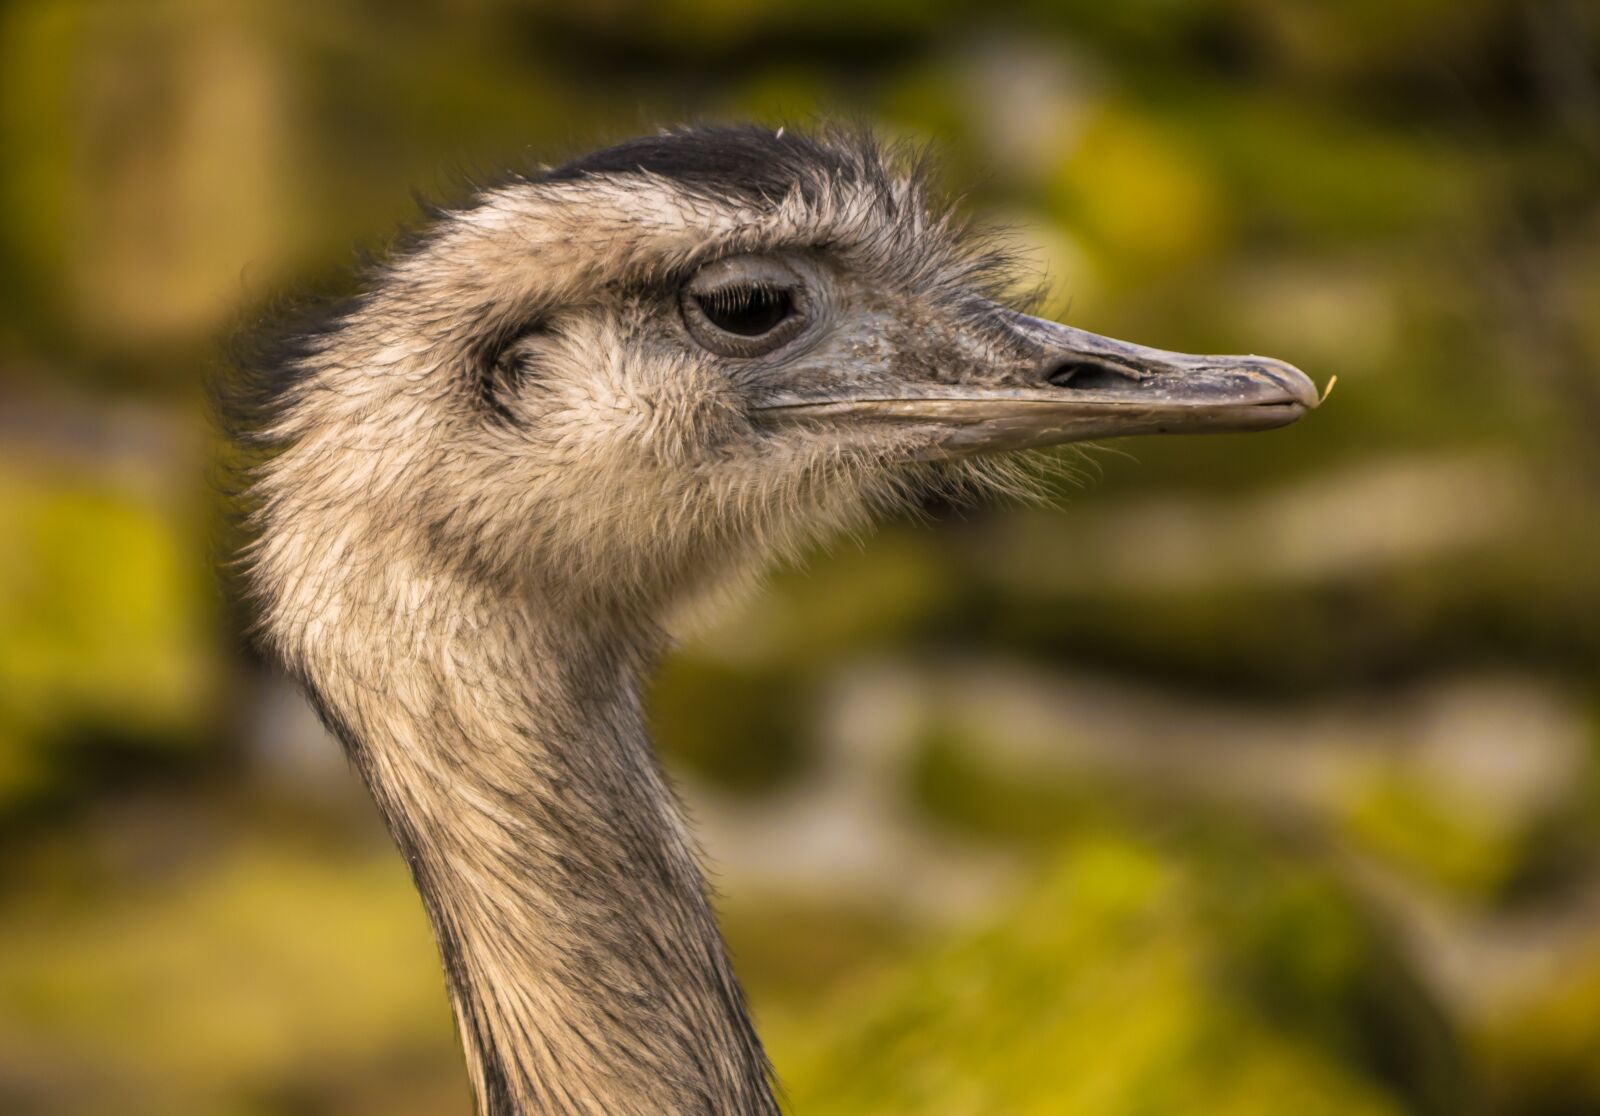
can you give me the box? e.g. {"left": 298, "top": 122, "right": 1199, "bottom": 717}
{"left": 680, "top": 255, "right": 810, "bottom": 358}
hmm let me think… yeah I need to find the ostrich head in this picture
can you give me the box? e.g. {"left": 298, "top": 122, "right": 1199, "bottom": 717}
{"left": 243, "top": 127, "right": 1314, "bottom": 655}
{"left": 232, "top": 126, "right": 1317, "bottom": 1116}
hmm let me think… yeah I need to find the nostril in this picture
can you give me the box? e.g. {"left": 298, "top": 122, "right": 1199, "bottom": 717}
{"left": 1046, "top": 360, "right": 1138, "bottom": 391}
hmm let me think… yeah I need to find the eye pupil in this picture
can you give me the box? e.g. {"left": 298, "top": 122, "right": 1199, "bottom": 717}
{"left": 695, "top": 285, "right": 794, "bottom": 337}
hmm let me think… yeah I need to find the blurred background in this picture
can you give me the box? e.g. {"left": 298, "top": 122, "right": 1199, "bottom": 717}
{"left": 2, "top": 1, "right": 1598, "bottom": 1113}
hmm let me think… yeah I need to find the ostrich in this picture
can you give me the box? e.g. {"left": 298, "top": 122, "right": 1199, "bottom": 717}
{"left": 228, "top": 126, "right": 1316, "bottom": 1116}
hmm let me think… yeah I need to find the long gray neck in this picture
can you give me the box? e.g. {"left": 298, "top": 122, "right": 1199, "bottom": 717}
{"left": 299, "top": 586, "right": 776, "bottom": 1115}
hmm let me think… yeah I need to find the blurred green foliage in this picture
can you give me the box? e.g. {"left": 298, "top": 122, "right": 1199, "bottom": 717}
{"left": 1, "top": 0, "right": 1597, "bottom": 1112}
{"left": 0, "top": 442, "right": 214, "bottom": 808}
{"left": 1339, "top": 768, "right": 1526, "bottom": 901}
{"left": 651, "top": 656, "right": 811, "bottom": 793}
{"left": 783, "top": 831, "right": 1448, "bottom": 1116}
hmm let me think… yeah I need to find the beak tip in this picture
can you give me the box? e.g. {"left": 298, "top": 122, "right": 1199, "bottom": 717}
{"left": 1254, "top": 357, "right": 1320, "bottom": 413}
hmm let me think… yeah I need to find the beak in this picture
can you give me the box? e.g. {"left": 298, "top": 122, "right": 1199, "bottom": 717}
{"left": 760, "top": 312, "right": 1320, "bottom": 458}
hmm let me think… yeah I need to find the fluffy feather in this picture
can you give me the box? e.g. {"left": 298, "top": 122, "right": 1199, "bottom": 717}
{"left": 222, "top": 125, "right": 1052, "bottom": 1116}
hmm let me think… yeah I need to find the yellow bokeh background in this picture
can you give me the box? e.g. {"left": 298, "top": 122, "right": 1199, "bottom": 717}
{"left": 2, "top": 2, "right": 1598, "bottom": 1113}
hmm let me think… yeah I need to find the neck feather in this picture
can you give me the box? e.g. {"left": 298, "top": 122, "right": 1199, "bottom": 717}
{"left": 296, "top": 577, "right": 776, "bottom": 1116}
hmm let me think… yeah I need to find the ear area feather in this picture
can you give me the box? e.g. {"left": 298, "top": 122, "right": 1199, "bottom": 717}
{"left": 467, "top": 313, "right": 550, "bottom": 425}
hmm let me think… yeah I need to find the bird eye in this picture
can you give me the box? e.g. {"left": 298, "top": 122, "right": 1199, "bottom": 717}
{"left": 694, "top": 284, "right": 794, "bottom": 337}
{"left": 681, "top": 256, "right": 811, "bottom": 358}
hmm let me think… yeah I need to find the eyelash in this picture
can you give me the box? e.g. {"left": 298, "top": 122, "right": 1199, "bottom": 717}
{"left": 677, "top": 255, "right": 810, "bottom": 355}
{"left": 697, "top": 282, "right": 779, "bottom": 312}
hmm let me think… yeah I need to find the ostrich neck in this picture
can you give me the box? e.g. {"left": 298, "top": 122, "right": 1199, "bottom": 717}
{"left": 301, "top": 582, "right": 776, "bottom": 1116}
